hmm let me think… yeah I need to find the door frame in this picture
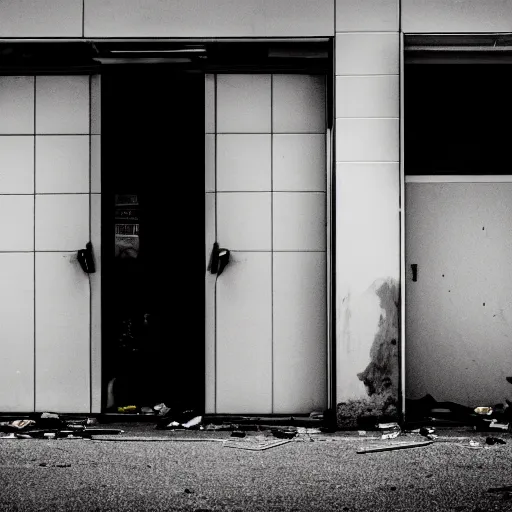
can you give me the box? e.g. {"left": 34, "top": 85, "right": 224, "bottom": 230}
{"left": 400, "top": 32, "right": 512, "bottom": 421}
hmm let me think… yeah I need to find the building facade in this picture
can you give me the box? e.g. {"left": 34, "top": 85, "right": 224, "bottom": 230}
{"left": 0, "top": 0, "right": 511, "bottom": 427}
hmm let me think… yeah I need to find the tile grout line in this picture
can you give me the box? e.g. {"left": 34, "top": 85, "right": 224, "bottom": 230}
{"left": 0, "top": 192, "right": 95, "bottom": 195}
{"left": 0, "top": 133, "right": 94, "bottom": 136}
{"left": 207, "top": 132, "right": 326, "bottom": 135}
{"left": 33, "top": 75, "right": 36, "bottom": 413}
{"left": 211, "top": 190, "right": 327, "bottom": 194}
{"left": 213, "top": 74, "right": 218, "bottom": 415}
{"left": 89, "top": 74, "right": 92, "bottom": 414}
{"left": 270, "top": 73, "right": 274, "bottom": 415}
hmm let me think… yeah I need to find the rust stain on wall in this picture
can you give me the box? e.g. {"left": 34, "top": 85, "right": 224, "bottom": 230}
{"left": 337, "top": 278, "right": 399, "bottom": 428}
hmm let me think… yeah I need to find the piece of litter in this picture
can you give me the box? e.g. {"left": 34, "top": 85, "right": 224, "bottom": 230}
{"left": 182, "top": 416, "right": 202, "bottom": 429}
{"left": 377, "top": 422, "right": 400, "bottom": 429}
{"left": 357, "top": 440, "right": 433, "bottom": 454}
{"left": 489, "top": 420, "right": 509, "bottom": 431}
{"left": 474, "top": 406, "right": 493, "bottom": 415}
{"left": 272, "top": 428, "right": 297, "bottom": 439}
{"left": 469, "top": 440, "right": 481, "bottom": 448}
{"left": 223, "top": 439, "right": 292, "bottom": 451}
{"left": 382, "top": 431, "right": 401, "bottom": 440}
{"left": 488, "top": 485, "right": 512, "bottom": 493}
{"left": 378, "top": 422, "right": 401, "bottom": 440}
{"left": 297, "top": 427, "right": 322, "bottom": 435}
{"left": 486, "top": 436, "right": 506, "bottom": 445}
{"left": 358, "top": 431, "right": 367, "bottom": 436}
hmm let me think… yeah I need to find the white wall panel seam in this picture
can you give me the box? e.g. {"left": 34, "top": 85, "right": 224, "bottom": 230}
{"left": 335, "top": 31, "right": 400, "bottom": 35}
{"left": 335, "top": 117, "right": 399, "bottom": 120}
{"left": 88, "top": 74, "right": 92, "bottom": 414}
{"left": 33, "top": 75, "right": 37, "bottom": 412}
{"left": 270, "top": 73, "right": 274, "bottom": 414}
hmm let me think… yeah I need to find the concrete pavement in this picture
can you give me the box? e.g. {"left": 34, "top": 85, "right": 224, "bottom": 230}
{"left": 1, "top": 425, "right": 512, "bottom": 511}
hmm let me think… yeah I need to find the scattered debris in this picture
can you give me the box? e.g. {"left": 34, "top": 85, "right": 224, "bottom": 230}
{"left": 357, "top": 440, "right": 433, "bottom": 454}
{"left": 488, "top": 419, "right": 509, "bottom": 431}
{"left": 486, "top": 436, "right": 506, "bottom": 445}
{"left": 309, "top": 410, "right": 324, "bottom": 420}
{"left": 296, "top": 427, "right": 322, "bottom": 435}
{"left": 378, "top": 422, "right": 401, "bottom": 440}
{"left": 155, "top": 409, "right": 202, "bottom": 430}
{"left": 231, "top": 430, "right": 246, "bottom": 438}
{"left": 358, "top": 431, "right": 367, "bottom": 436}
{"left": 488, "top": 485, "right": 512, "bottom": 493}
{"left": 223, "top": 438, "right": 293, "bottom": 451}
{"left": 469, "top": 440, "right": 482, "bottom": 448}
{"left": 117, "top": 405, "right": 137, "bottom": 413}
{"left": 0, "top": 413, "right": 122, "bottom": 440}
{"left": 419, "top": 426, "right": 438, "bottom": 440}
{"left": 272, "top": 428, "right": 297, "bottom": 440}
{"left": 474, "top": 407, "right": 493, "bottom": 416}
{"left": 154, "top": 403, "right": 171, "bottom": 417}
{"left": 182, "top": 416, "right": 203, "bottom": 429}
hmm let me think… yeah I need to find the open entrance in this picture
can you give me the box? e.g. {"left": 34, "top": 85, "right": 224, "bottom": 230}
{"left": 404, "top": 37, "right": 512, "bottom": 416}
{"left": 101, "top": 67, "right": 205, "bottom": 415}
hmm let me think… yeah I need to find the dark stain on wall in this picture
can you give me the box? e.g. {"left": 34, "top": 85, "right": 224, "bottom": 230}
{"left": 337, "top": 278, "right": 400, "bottom": 429}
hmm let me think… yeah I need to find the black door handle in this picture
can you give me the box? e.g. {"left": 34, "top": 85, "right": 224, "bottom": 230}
{"left": 411, "top": 264, "right": 418, "bottom": 282}
{"left": 207, "top": 242, "right": 230, "bottom": 276}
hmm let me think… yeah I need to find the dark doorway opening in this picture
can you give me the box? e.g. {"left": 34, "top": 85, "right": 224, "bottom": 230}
{"left": 405, "top": 63, "right": 512, "bottom": 175}
{"left": 101, "top": 67, "right": 205, "bottom": 416}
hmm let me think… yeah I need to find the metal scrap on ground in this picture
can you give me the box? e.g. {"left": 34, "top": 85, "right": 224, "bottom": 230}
{"left": 223, "top": 435, "right": 293, "bottom": 451}
{"left": 357, "top": 440, "right": 434, "bottom": 454}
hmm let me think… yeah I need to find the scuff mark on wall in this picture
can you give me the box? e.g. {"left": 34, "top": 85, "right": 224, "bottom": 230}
{"left": 337, "top": 278, "right": 399, "bottom": 428}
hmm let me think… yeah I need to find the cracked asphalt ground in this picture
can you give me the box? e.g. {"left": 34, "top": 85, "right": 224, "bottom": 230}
{"left": 1, "top": 425, "right": 512, "bottom": 512}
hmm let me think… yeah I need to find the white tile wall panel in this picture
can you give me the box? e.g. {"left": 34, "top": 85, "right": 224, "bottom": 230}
{"left": 0, "top": 253, "right": 34, "bottom": 412}
{"left": 273, "top": 192, "right": 326, "bottom": 251}
{"left": 336, "top": 118, "right": 399, "bottom": 162}
{"left": 0, "top": 76, "right": 34, "bottom": 134}
{"left": 336, "top": 0, "right": 399, "bottom": 31}
{"left": 335, "top": 33, "right": 399, "bottom": 75}
{"left": 216, "top": 251, "right": 272, "bottom": 414}
{"left": 91, "top": 135, "right": 101, "bottom": 194}
{"left": 217, "top": 75, "right": 271, "bottom": 133}
{"left": 0, "top": 136, "right": 34, "bottom": 194}
{"left": 273, "top": 134, "right": 326, "bottom": 192}
{"left": 273, "top": 75, "right": 326, "bottom": 133}
{"left": 217, "top": 192, "right": 271, "bottom": 251}
{"left": 0, "top": 195, "right": 34, "bottom": 251}
{"left": 336, "top": 76, "right": 399, "bottom": 118}
{"left": 36, "top": 136, "right": 90, "bottom": 194}
{"left": 273, "top": 252, "right": 327, "bottom": 413}
{"left": 0, "top": 0, "right": 82, "bottom": 37}
{"left": 217, "top": 134, "right": 271, "bottom": 191}
{"left": 35, "top": 252, "right": 90, "bottom": 413}
{"left": 35, "top": 76, "right": 89, "bottom": 135}
{"left": 35, "top": 194, "right": 89, "bottom": 251}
